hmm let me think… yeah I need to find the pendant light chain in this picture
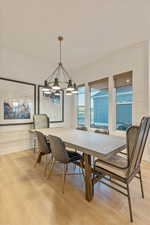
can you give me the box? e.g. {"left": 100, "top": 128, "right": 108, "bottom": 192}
{"left": 59, "top": 37, "right": 62, "bottom": 64}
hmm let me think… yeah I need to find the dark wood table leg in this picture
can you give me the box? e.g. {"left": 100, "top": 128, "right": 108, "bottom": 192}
{"left": 83, "top": 153, "right": 94, "bottom": 201}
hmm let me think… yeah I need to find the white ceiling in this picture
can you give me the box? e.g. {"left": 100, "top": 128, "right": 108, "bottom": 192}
{"left": 1, "top": 0, "right": 150, "bottom": 76}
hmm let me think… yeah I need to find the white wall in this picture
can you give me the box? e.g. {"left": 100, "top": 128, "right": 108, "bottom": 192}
{"left": 72, "top": 41, "right": 150, "bottom": 161}
{"left": 0, "top": 47, "right": 50, "bottom": 84}
{"left": 0, "top": 47, "right": 73, "bottom": 154}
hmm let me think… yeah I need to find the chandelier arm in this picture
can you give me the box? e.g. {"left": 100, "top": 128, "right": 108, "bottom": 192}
{"left": 61, "top": 65, "right": 70, "bottom": 83}
{"left": 57, "top": 64, "right": 61, "bottom": 79}
{"left": 46, "top": 64, "right": 60, "bottom": 81}
{"left": 61, "top": 64, "right": 72, "bottom": 80}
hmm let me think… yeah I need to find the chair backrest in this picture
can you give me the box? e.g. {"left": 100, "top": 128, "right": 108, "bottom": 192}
{"left": 48, "top": 135, "right": 70, "bottom": 163}
{"left": 76, "top": 126, "right": 88, "bottom": 131}
{"left": 126, "top": 125, "right": 139, "bottom": 163}
{"left": 95, "top": 129, "right": 109, "bottom": 135}
{"left": 33, "top": 114, "right": 49, "bottom": 129}
{"left": 36, "top": 131, "right": 50, "bottom": 154}
{"left": 127, "top": 117, "right": 150, "bottom": 176}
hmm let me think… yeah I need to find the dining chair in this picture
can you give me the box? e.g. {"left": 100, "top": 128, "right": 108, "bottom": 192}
{"left": 33, "top": 114, "right": 50, "bottom": 152}
{"left": 94, "top": 128, "right": 109, "bottom": 135}
{"left": 47, "top": 135, "right": 84, "bottom": 193}
{"left": 93, "top": 117, "right": 150, "bottom": 222}
{"left": 76, "top": 126, "right": 88, "bottom": 131}
{"left": 34, "top": 131, "right": 51, "bottom": 175}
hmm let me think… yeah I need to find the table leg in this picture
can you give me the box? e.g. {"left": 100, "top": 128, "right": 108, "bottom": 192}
{"left": 83, "top": 153, "right": 94, "bottom": 201}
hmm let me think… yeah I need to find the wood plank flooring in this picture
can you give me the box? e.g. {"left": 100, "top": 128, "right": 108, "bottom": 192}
{"left": 0, "top": 150, "right": 150, "bottom": 225}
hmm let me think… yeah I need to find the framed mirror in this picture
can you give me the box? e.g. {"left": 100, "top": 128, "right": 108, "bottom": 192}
{"left": 38, "top": 85, "right": 64, "bottom": 123}
{"left": 0, "top": 77, "right": 36, "bottom": 126}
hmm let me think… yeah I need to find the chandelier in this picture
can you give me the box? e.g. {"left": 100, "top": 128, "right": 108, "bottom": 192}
{"left": 42, "top": 36, "right": 78, "bottom": 96}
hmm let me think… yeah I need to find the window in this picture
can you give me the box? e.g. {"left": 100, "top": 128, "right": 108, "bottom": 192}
{"left": 77, "top": 85, "right": 85, "bottom": 126}
{"left": 89, "top": 78, "right": 109, "bottom": 129}
{"left": 114, "top": 71, "right": 133, "bottom": 131}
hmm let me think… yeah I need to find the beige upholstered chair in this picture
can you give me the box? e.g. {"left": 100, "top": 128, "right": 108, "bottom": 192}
{"left": 47, "top": 135, "right": 84, "bottom": 193}
{"left": 33, "top": 114, "right": 49, "bottom": 129}
{"left": 35, "top": 131, "right": 51, "bottom": 175}
{"left": 33, "top": 114, "right": 49, "bottom": 152}
{"left": 94, "top": 117, "right": 150, "bottom": 222}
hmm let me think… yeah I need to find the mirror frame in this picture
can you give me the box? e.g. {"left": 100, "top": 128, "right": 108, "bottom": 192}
{"left": 38, "top": 85, "right": 64, "bottom": 123}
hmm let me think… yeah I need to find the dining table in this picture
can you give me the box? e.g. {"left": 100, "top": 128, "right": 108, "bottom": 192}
{"left": 30, "top": 128, "right": 126, "bottom": 201}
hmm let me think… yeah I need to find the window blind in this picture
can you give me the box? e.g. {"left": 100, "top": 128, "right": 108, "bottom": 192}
{"left": 77, "top": 83, "right": 85, "bottom": 88}
{"left": 88, "top": 78, "right": 108, "bottom": 90}
{"left": 114, "top": 71, "right": 132, "bottom": 88}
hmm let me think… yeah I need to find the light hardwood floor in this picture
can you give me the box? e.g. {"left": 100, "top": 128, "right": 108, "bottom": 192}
{"left": 0, "top": 150, "right": 150, "bottom": 225}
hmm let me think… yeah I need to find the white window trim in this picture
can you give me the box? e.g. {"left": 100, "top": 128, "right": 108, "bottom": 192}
{"left": 115, "top": 90, "right": 133, "bottom": 131}
{"left": 76, "top": 86, "right": 86, "bottom": 127}
{"left": 116, "top": 102, "right": 133, "bottom": 105}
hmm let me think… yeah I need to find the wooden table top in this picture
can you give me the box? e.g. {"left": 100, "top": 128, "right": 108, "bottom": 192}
{"left": 30, "top": 128, "right": 126, "bottom": 159}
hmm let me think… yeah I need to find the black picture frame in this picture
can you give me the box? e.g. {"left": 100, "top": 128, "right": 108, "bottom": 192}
{"left": 0, "top": 77, "right": 36, "bottom": 126}
{"left": 38, "top": 85, "right": 64, "bottom": 123}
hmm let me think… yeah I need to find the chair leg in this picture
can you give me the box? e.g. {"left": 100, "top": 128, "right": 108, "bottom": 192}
{"left": 92, "top": 156, "right": 95, "bottom": 167}
{"left": 47, "top": 157, "right": 55, "bottom": 178}
{"left": 139, "top": 169, "right": 144, "bottom": 198}
{"left": 33, "top": 135, "right": 38, "bottom": 153}
{"left": 80, "top": 159, "right": 85, "bottom": 178}
{"left": 73, "top": 163, "right": 77, "bottom": 171}
{"left": 127, "top": 183, "right": 133, "bottom": 223}
{"left": 73, "top": 147, "right": 78, "bottom": 171}
{"left": 34, "top": 152, "right": 41, "bottom": 167}
{"left": 44, "top": 154, "right": 51, "bottom": 176}
{"left": 34, "top": 138, "right": 36, "bottom": 152}
{"left": 62, "top": 164, "right": 68, "bottom": 194}
{"left": 34, "top": 158, "right": 38, "bottom": 167}
{"left": 33, "top": 139, "right": 35, "bottom": 152}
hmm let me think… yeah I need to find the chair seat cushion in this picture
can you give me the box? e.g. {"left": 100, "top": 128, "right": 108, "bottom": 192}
{"left": 67, "top": 150, "right": 82, "bottom": 162}
{"left": 95, "top": 154, "right": 129, "bottom": 178}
